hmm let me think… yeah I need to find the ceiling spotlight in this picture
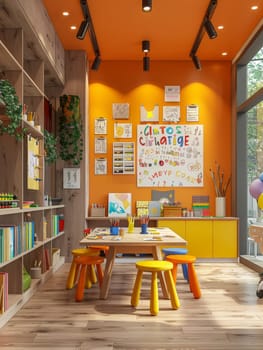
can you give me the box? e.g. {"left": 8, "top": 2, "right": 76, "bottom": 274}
{"left": 142, "top": 40, "right": 150, "bottom": 53}
{"left": 91, "top": 56, "right": 101, "bottom": 70}
{"left": 143, "top": 56, "right": 150, "bottom": 71}
{"left": 76, "top": 19, "right": 89, "bottom": 40}
{"left": 204, "top": 19, "right": 217, "bottom": 39}
{"left": 142, "top": 0, "right": 152, "bottom": 12}
{"left": 191, "top": 55, "right": 201, "bottom": 70}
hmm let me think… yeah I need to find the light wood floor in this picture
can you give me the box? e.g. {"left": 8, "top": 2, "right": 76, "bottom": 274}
{"left": 0, "top": 259, "right": 263, "bottom": 349}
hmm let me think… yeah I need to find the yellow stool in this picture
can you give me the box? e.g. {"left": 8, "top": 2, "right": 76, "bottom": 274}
{"left": 74, "top": 255, "right": 104, "bottom": 302}
{"left": 66, "top": 248, "right": 100, "bottom": 289}
{"left": 166, "top": 254, "right": 201, "bottom": 299}
{"left": 131, "top": 260, "right": 180, "bottom": 316}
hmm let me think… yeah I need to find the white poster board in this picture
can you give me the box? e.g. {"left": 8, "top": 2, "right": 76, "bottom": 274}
{"left": 137, "top": 124, "right": 203, "bottom": 187}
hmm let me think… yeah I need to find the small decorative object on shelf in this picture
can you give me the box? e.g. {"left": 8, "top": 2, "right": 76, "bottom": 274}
{"left": 0, "top": 193, "right": 18, "bottom": 208}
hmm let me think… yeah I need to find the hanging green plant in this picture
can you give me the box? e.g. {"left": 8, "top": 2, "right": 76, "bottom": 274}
{"left": 44, "top": 129, "right": 58, "bottom": 164}
{"left": 0, "top": 79, "right": 25, "bottom": 140}
{"left": 58, "top": 95, "right": 83, "bottom": 166}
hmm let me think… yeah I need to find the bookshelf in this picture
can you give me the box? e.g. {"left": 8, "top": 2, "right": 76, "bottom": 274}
{"left": 0, "top": 0, "right": 65, "bottom": 327}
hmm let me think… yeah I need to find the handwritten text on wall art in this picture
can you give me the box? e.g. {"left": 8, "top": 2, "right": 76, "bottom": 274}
{"left": 137, "top": 124, "right": 203, "bottom": 187}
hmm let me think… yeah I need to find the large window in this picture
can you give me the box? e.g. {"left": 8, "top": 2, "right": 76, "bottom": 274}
{"left": 247, "top": 47, "right": 263, "bottom": 98}
{"left": 236, "top": 26, "right": 263, "bottom": 267}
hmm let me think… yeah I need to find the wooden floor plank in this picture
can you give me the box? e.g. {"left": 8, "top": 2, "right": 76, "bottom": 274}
{"left": 0, "top": 260, "right": 262, "bottom": 349}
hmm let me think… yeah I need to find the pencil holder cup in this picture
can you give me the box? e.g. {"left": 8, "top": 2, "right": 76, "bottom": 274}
{"left": 110, "top": 226, "right": 119, "bottom": 235}
{"left": 141, "top": 224, "right": 148, "bottom": 234}
{"left": 128, "top": 222, "right": 134, "bottom": 233}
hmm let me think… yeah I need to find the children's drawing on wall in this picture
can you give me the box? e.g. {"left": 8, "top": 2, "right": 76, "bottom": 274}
{"left": 112, "top": 103, "right": 129, "bottom": 119}
{"left": 108, "top": 193, "right": 132, "bottom": 217}
{"left": 114, "top": 123, "right": 132, "bottom": 138}
{"left": 63, "top": 168, "right": 80, "bottom": 189}
{"left": 163, "top": 106, "right": 180, "bottom": 122}
{"left": 164, "top": 85, "right": 180, "bottom": 102}
{"left": 186, "top": 104, "right": 199, "bottom": 122}
{"left": 95, "top": 117, "right": 107, "bottom": 134}
{"left": 95, "top": 158, "right": 107, "bottom": 175}
{"left": 137, "top": 124, "right": 203, "bottom": 187}
{"left": 140, "top": 105, "right": 159, "bottom": 122}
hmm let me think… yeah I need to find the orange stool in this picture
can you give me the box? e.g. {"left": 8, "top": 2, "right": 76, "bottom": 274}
{"left": 74, "top": 255, "right": 104, "bottom": 302}
{"left": 66, "top": 248, "right": 100, "bottom": 289}
{"left": 131, "top": 260, "right": 180, "bottom": 316}
{"left": 89, "top": 245, "right": 109, "bottom": 257}
{"left": 166, "top": 255, "right": 201, "bottom": 299}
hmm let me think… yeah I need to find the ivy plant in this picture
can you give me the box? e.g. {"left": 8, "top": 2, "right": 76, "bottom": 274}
{"left": 44, "top": 129, "right": 58, "bottom": 164}
{"left": 58, "top": 95, "right": 83, "bottom": 166}
{"left": 0, "top": 79, "right": 25, "bottom": 140}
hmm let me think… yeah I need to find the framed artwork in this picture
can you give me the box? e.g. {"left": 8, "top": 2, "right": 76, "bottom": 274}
{"left": 63, "top": 168, "right": 80, "bottom": 189}
{"left": 114, "top": 123, "right": 132, "bottom": 138}
{"left": 186, "top": 104, "right": 199, "bottom": 122}
{"left": 108, "top": 193, "right": 132, "bottom": 217}
{"left": 95, "top": 137, "right": 107, "bottom": 154}
{"left": 95, "top": 117, "right": 107, "bottom": 134}
{"left": 95, "top": 158, "right": 107, "bottom": 175}
{"left": 140, "top": 105, "right": 159, "bottom": 122}
{"left": 112, "top": 103, "right": 129, "bottom": 119}
{"left": 163, "top": 106, "right": 180, "bottom": 122}
{"left": 164, "top": 85, "right": 180, "bottom": 102}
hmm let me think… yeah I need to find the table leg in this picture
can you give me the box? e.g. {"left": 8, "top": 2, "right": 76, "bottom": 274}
{"left": 100, "top": 246, "right": 116, "bottom": 299}
{"left": 152, "top": 246, "right": 169, "bottom": 299}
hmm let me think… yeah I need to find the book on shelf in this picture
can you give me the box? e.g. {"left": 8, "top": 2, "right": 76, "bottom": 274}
{"left": 0, "top": 271, "right": 8, "bottom": 313}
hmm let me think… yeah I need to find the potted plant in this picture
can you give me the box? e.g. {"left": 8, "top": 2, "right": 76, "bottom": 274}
{"left": 0, "top": 79, "right": 25, "bottom": 140}
{"left": 58, "top": 95, "right": 83, "bottom": 166}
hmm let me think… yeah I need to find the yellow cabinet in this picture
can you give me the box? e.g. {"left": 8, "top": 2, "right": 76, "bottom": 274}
{"left": 213, "top": 220, "right": 238, "bottom": 258}
{"left": 155, "top": 218, "right": 238, "bottom": 259}
{"left": 185, "top": 221, "right": 213, "bottom": 258}
{"left": 157, "top": 220, "right": 186, "bottom": 239}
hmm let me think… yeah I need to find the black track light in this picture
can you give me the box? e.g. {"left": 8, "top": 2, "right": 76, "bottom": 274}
{"left": 142, "top": 40, "right": 150, "bottom": 53}
{"left": 204, "top": 19, "right": 217, "bottom": 39}
{"left": 143, "top": 56, "right": 150, "bottom": 71}
{"left": 142, "top": 0, "right": 152, "bottom": 12}
{"left": 91, "top": 56, "right": 101, "bottom": 70}
{"left": 191, "top": 55, "right": 201, "bottom": 70}
{"left": 76, "top": 19, "right": 89, "bottom": 40}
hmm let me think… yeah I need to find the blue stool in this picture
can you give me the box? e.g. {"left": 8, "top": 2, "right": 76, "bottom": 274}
{"left": 162, "top": 248, "right": 189, "bottom": 281}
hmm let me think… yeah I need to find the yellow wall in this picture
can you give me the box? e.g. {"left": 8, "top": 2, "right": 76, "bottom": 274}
{"left": 89, "top": 60, "right": 232, "bottom": 216}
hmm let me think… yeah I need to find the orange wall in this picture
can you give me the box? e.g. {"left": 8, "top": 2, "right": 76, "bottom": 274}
{"left": 88, "top": 60, "right": 232, "bottom": 216}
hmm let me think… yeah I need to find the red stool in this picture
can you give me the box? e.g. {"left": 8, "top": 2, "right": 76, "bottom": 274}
{"left": 166, "top": 254, "right": 201, "bottom": 299}
{"left": 74, "top": 255, "right": 104, "bottom": 302}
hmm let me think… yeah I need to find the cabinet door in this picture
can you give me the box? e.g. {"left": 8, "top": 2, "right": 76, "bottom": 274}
{"left": 186, "top": 221, "right": 213, "bottom": 257}
{"left": 213, "top": 220, "right": 238, "bottom": 258}
{"left": 157, "top": 220, "right": 186, "bottom": 239}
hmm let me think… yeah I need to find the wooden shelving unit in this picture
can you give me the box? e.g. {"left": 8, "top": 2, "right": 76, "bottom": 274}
{"left": 0, "top": 0, "right": 65, "bottom": 327}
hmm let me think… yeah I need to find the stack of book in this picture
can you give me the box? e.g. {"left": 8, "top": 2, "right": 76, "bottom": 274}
{"left": 192, "top": 195, "right": 210, "bottom": 216}
{"left": 0, "top": 225, "right": 22, "bottom": 263}
{"left": 136, "top": 201, "right": 149, "bottom": 217}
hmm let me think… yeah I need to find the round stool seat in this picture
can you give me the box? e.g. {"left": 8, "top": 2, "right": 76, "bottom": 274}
{"left": 136, "top": 260, "right": 173, "bottom": 272}
{"left": 89, "top": 246, "right": 110, "bottom": 252}
{"left": 162, "top": 247, "right": 188, "bottom": 255}
{"left": 74, "top": 255, "right": 104, "bottom": 265}
{"left": 72, "top": 248, "right": 99, "bottom": 257}
{"left": 166, "top": 254, "right": 196, "bottom": 264}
